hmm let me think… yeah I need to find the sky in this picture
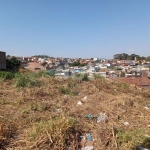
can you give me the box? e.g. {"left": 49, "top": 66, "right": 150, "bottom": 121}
{"left": 0, "top": 0, "right": 150, "bottom": 59}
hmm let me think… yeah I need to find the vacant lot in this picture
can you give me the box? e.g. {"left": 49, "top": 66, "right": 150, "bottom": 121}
{"left": 0, "top": 71, "right": 150, "bottom": 150}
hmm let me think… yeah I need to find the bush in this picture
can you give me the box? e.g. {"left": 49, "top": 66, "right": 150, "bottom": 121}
{"left": 117, "top": 129, "right": 150, "bottom": 149}
{"left": 75, "top": 73, "right": 81, "bottom": 78}
{"left": 59, "top": 86, "right": 71, "bottom": 95}
{"left": 6, "top": 57, "right": 20, "bottom": 70}
{"left": 31, "top": 71, "right": 55, "bottom": 78}
{"left": 0, "top": 71, "right": 17, "bottom": 80}
{"left": 82, "top": 73, "right": 89, "bottom": 81}
{"left": 93, "top": 74, "right": 105, "bottom": 80}
{"left": 15, "top": 74, "right": 37, "bottom": 87}
{"left": 120, "top": 71, "right": 125, "bottom": 77}
{"left": 75, "top": 73, "right": 89, "bottom": 81}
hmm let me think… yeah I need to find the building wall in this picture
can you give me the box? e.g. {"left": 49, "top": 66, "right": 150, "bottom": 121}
{"left": 0, "top": 51, "right": 6, "bottom": 70}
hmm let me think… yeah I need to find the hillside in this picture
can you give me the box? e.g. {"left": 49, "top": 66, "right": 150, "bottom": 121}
{"left": 0, "top": 71, "right": 150, "bottom": 150}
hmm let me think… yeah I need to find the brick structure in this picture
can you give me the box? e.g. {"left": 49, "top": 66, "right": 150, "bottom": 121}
{"left": 25, "top": 62, "right": 45, "bottom": 71}
{"left": 0, "top": 51, "right": 6, "bottom": 70}
{"left": 113, "top": 76, "right": 150, "bottom": 86}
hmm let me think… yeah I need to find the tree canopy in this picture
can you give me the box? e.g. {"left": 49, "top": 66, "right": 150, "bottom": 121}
{"left": 146, "top": 56, "right": 150, "bottom": 61}
{"left": 32, "top": 55, "right": 50, "bottom": 58}
{"left": 6, "top": 57, "right": 20, "bottom": 70}
{"left": 114, "top": 53, "right": 146, "bottom": 60}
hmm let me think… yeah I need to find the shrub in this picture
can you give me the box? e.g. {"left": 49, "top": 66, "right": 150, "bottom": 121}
{"left": 93, "top": 74, "right": 105, "bottom": 80}
{"left": 6, "top": 57, "right": 20, "bottom": 70}
{"left": 30, "top": 71, "right": 55, "bottom": 78}
{"left": 15, "top": 74, "right": 37, "bottom": 87}
{"left": 82, "top": 73, "right": 89, "bottom": 81}
{"left": 75, "top": 73, "right": 81, "bottom": 78}
{"left": 120, "top": 71, "right": 125, "bottom": 77}
{"left": 117, "top": 129, "right": 150, "bottom": 149}
{"left": 59, "top": 86, "right": 71, "bottom": 95}
{"left": 0, "top": 71, "right": 17, "bottom": 80}
{"left": 75, "top": 73, "right": 89, "bottom": 81}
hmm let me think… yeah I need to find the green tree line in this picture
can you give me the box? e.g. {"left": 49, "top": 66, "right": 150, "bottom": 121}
{"left": 113, "top": 53, "right": 148, "bottom": 61}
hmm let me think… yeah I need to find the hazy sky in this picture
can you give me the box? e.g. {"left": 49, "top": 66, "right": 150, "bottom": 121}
{"left": 0, "top": 0, "right": 150, "bottom": 58}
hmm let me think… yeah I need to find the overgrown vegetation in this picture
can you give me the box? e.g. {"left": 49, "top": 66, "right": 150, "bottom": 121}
{"left": 120, "top": 71, "right": 125, "bottom": 77}
{"left": 6, "top": 57, "right": 20, "bottom": 70}
{"left": 15, "top": 74, "right": 38, "bottom": 87}
{"left": 0, "top": 69, "right": 150, "bottom": 149}
{"left": 75, "top": 73, "right": 89, "bottom": 81}
{"left": 0, "top": 71, "right": 17, "bottom": 80}
{"left": 28, "top": 115, "right": 81, "bottom": 149}
{"left": 117, "top": 129, "right": 150, "bottom": 149}
{"left": 93, "top": 73, "right": 105, "bottom": 80}
{"left": 0, "top": 70, "right": 53, "bottom": 87}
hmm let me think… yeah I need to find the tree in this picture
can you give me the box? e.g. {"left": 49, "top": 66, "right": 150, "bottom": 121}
{"left": 69, "top": 61, "right": 80, "bottom": 67}
{"left": 114, "top": 53, "right": 146, "bottom": 61}
{"left": 120, "top": 71, "right": 125, "bottom": 77}
{"left": 6, "top": 57, "right": 20, "bottom": 70}
{"left": 114, "top": 53, "right": 129, "bottom": 60}
{"left": 141, "top": 56, "right": 146, "bottom": 60}
{"left": 146, "top": 56, "right": 150, "bottom": 61}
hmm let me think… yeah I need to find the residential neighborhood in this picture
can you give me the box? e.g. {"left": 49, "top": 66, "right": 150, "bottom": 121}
{"left": 1, "top": 51, "right": 150, "bottom": 86}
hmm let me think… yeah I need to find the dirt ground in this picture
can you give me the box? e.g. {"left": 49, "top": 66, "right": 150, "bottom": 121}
{"left": 0, "top": 77, "right": 150, "bottom": 150}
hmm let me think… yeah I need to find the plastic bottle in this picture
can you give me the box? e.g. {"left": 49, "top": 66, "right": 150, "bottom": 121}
{"left": 87, "top": 133, "right": 93, "bottom": 141}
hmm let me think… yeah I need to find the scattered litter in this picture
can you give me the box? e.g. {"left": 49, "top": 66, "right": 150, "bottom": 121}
{"left": 77, "top": 101, "right": 83, "bottom": 105}
{"left": 123, "top": 122, "right": 129, "bottom": 126}
{"left": 87, "top": 133, "right": 93, "bottom": 141}
{"left": 82, "top": 96, "right": 87, "bottom": 101}
{"left": 80, "top": 134, "right": 94, "bottom": 150}
{"left": 119, "top": 108, "right": 126, "bottom": 113}
{"left": 97, "top": 113, "right": 108, "bottom": 123}
{"left": 144, "top": 106, "right": 149, "bottom": 110}
{"left": 55, "top": 108, "right": 62, "bottom": 113}
{"left": 86, "top": 114, "right": 97, "bottom": 119}
{"left": 136, "top": 145, "right": 149, "bottom": 150}
{"left": 81, "top": 146, "right": 94, "bottom": 150}
{"left": 80, "top": 136, "right": 86, "bottom": 140}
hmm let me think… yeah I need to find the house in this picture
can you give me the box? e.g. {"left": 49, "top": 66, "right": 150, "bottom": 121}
{"left": 25, "top": 62, "right": 45, "bottom": 71}
{"left": 20, "top": 61, "right": 28, "bottom": 67}
{"left": 140, "top": 64, "right": 150, "bottom": 71}
{"left": 23, "top": 57, "right": 30, "bottom": 62}
{"left": 0, "top": 51, "right": 6, "bottom": 70}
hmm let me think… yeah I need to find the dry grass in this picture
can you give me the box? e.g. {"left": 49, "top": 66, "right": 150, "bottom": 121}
{"left": 0, "top": 71, "right": 150, "bottom": 149}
